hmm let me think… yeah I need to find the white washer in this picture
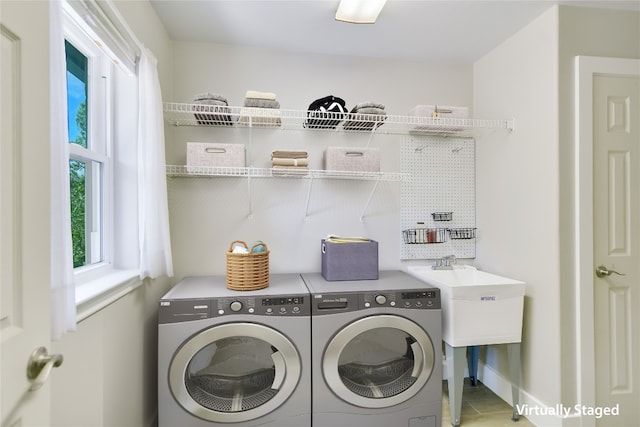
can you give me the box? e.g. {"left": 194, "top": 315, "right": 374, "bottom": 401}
{"left": 302, "top": 270, "right": 442, "bottom": 427}
{"left": 158, "top": 274, "right": 311, "bottom": 426}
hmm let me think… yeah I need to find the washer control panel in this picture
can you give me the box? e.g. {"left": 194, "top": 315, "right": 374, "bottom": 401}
{"left": 159, "top": 298, "right": 211, "bottom": 324}
{"left": 362, "top": 288, "right": 440, "bottom": 310}
{"left": 213, "top": 295, "right": 310, "bottom": 317}
{"left": 259, "top": 296, "right": 308, "bottom": 316}
{"left": 159, "top": 294, "right": 310, "bottom": 323}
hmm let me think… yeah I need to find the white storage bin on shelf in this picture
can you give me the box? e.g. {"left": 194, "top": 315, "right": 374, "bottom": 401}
{"left": 324, "top": 147, "right": 380, "bottom": 172}
{"left": 186, "top": 142, "right": 245, "bottom": 173}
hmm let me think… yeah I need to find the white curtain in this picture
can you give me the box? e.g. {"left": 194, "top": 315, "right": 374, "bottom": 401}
{"left": 138, "top": 48, "right": 174, "bottom": 279}
{"left": 50, "top": 0, "right": 77, "bottom": 340}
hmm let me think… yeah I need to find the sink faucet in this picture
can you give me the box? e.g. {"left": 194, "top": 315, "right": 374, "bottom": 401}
{"left": 432, "top": 255, "right": 456, "bottom": 270}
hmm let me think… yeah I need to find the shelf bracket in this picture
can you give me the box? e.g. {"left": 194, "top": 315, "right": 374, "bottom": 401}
{"left": 303, "top": 176, "right": 315, "bottom": 221}
{"left": 247, "top": 171, "right": 254, "bottom": 219}
{"left": 247, "top": 118, "right": 253, "bottom": 165}
{"left": 366, "top": 126, "right": 377, "bottom": 148}
{"left": 359, "top": 179, "right": 381, "bottom": 222}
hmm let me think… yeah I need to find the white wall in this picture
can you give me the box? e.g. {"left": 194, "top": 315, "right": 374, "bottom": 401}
{"left": 473, "top": 4, "right": 562, "bottom": 419}
{"left": 50, "top": 2, "right": 173, "bottom": 427}
{"left": 167, "top": 42, "right": 473, "bottom": 280}
{"left": 474, "top": 5, "right": 640, "bottom": 426}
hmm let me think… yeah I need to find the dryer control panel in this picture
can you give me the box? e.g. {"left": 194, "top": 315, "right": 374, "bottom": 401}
{"left": 309, "top": 288, "right": 440, "bottom": 316}
{"left": 362, "top": 288, "right": 441, "bottom": 310}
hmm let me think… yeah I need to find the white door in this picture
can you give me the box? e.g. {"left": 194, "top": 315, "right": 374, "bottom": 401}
{"left": 1, "top": 1, "right": 54, "bottom": 426}
{"left": 593, "top": 73, "right": 640, "bottom": 426}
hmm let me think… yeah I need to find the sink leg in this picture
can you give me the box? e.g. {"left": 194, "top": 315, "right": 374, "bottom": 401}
{"left": 467, "top": 346, "right": 479, "bottom": 386}
{"left": 446, "top": 344, "right": 466, "bottom": 426}
{"left": 507, "top": 343, "right": 521, "bottom": 421}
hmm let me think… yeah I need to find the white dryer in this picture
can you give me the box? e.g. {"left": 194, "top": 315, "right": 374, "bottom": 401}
{"left": 302, "top": 270, "right": 442, "bottom": 427}
{"left": 158, "top": 274, "right": 311, "bottom": 426}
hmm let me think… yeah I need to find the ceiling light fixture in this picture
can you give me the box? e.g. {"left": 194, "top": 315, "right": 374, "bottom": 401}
{"left": 335, "top": 0, "right": 387, "bottom": 24}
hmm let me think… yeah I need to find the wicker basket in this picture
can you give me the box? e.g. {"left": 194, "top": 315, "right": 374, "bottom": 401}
{"left": 226, "top": 240, "right": 269, "bottom": 291}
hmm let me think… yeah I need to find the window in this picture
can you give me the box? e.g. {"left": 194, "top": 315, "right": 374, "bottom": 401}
{"left": 64, "top": 21, "right": 112, "bottom": 275}
{"left": 66, "top": 41, "right": 100, "bottom": 268}
{"left": 62, "top": 1, "right": 141, "bottom": 315}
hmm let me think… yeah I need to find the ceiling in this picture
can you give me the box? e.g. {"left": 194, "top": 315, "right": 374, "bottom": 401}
{"left": 149, "top": 0, "right": 640, "bottom": 63}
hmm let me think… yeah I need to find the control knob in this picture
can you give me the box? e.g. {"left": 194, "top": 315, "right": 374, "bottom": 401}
{"left": 375, "top": 294, "right": 387, "bottom": 305}
{"left": 229, "top": 301, "right": 243, "bottom": 312}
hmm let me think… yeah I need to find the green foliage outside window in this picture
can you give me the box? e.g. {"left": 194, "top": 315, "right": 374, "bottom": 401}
{"left": 70, "top": 102, "right": 86, "bottom": 268}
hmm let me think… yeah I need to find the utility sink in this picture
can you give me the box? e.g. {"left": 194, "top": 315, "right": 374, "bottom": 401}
{"left": 409, "top": 265, "right": 526, "bottom": 426}
{"left": 408, "top": 266, "right": 525, "bottom": 347}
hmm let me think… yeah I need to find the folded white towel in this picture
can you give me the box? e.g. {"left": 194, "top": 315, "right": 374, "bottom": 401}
{"left": 245, "top": 90, "right": 277, "bottom": 100}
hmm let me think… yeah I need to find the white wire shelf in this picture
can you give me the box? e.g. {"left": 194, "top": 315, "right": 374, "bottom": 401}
{"left": 163, "top": 102, "right": 514, "bottom": 137}
{"left": 166, "top": 165, "right": 409, "bottom": 182}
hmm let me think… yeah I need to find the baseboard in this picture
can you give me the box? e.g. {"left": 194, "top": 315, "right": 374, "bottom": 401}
{"left": 478, "top": 362, "right": 564, "bottom": 427}
{"left": 442, "top": 357, "right": 566, "bottom": 427}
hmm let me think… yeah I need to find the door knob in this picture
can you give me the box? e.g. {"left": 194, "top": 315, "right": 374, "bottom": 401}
{"left": 595, "top": 265, "right": 626, "bottom": 278}
{"left": 26, "top": 346, "right": 63, "bottom": 391}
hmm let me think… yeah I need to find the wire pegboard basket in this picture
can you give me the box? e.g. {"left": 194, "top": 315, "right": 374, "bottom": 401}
{"left": 448, "top": 228, "right": 477, "bottom": 240}
{"left": 402, "top": 228, "right": 447, "bottom": 244}
{"left": 431, "top": 212, "right": 453, "bottom": 221}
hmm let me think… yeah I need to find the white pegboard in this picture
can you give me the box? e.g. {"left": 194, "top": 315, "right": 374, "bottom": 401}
{"left": 400, "top": 136, "right": 476, "bottom": 260}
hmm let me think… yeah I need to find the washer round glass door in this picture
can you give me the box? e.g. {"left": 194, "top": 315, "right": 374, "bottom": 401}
{"left": 169, "top": 323, "right": 301, "bottom": 423}
{"left": 323, "top": 314, "right": 435, "bottom": 408}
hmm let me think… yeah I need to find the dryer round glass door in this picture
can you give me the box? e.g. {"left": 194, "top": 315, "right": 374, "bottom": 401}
{"left": 169, "top": 322, "right": 301, "bottom": 423}
{"left": 322, "top": 314, "right": 435, "bottom": 408}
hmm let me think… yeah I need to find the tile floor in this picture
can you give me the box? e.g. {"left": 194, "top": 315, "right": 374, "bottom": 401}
{"left": 441, "top": 380, "right": 536, "bottom": 426}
